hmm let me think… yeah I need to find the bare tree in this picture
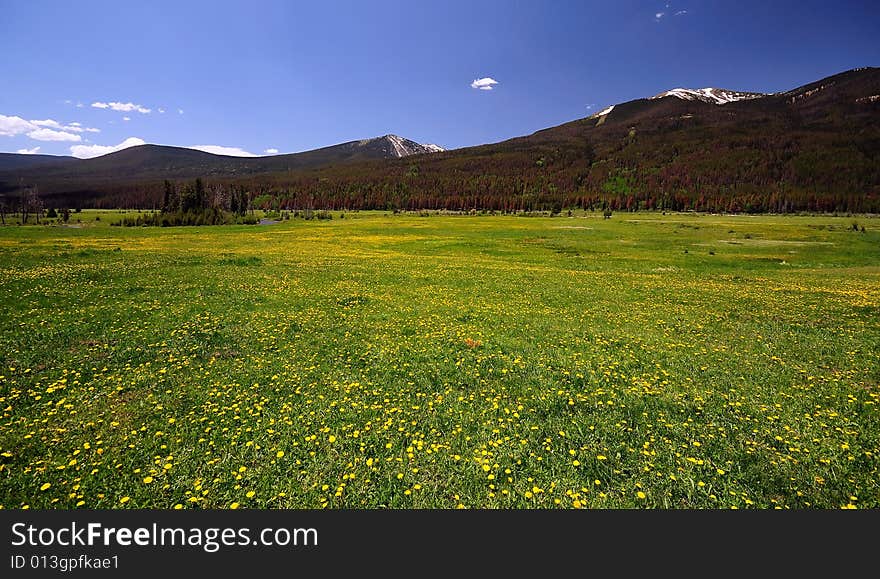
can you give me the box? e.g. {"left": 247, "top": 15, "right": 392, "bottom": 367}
{"left": 211, "top": 183, "right": 229, "bottom": 211}
{"left": 20, "top": 185, "right": 43, "bottom": 224}
{"left": 30, "top": 187, "right": 44, "bottom": 224}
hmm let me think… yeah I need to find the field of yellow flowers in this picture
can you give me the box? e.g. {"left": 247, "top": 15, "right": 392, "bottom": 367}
{"left": 0, "top": 211, "right": 877, "bottom": 509}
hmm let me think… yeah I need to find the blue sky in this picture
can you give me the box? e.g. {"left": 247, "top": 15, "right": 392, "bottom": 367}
{"left": 1, "top": 0, "right": 878, "bottom": 158}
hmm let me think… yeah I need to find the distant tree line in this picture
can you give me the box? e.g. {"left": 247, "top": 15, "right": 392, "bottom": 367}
{"left": 0, "top": 184, "right": 80, "bottom": 225}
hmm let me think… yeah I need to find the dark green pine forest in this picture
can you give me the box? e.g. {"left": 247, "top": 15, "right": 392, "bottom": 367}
{"left": 1, "top": 67, "right": 878, "bottom": 214}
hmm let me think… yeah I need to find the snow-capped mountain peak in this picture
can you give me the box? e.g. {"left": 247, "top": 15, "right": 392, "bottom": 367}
{"left": 371, "top": 134, "right": 445, "bottom": 157}
{"left": 651, "top": 87, "right": 767, "bottom": 105}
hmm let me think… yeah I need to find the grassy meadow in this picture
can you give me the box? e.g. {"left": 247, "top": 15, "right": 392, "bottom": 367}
{"left": 0, "top": 210, "right": 878, "bottom": 509}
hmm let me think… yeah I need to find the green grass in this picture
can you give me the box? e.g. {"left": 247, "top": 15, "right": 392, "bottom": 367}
{"left": 1, "top": 211, "right": 878, "bottom": 509}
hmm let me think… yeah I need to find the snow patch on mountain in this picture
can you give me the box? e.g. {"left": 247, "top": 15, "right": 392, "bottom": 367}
{"left": 651, "top": 87, "right": 767, "bottom": 105}
{"left": 588, "top": 105, "right": 615, "bottom": 120}
{"left": 386, "top": 134, "right": 410, "bottom": 157}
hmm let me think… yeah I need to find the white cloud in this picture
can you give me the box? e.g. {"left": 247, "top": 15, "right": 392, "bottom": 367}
{"left": 655, "top": 11, "right": 666, "bottom": 20}
{"left": 264, "top": 148, "right": 279, "bottom": 154}
{"left": 675, "top": 10, "right": 687, "bottom": 16}
{"left": 69, "top": 122, "right": 81, "bottom": 127}
{"left": 76, "top": 102, "right": 84, "bottom": 108}
{"left": 178, "top": 108, "right": 184, "bottom": 114}
{"left": 471, "top": 77, "right": 499, "bottom": 91}
{"left": 16, "top": 146, "right": 41, "bottom": 154}
{"left": 0, "top": 114, "right": 36, "bottom": 136}
{"left": 123, "top": 116, "right": 131, "bottom": 121}
{"left": 158, "top": 108, "right": 166, "bottom": 113}
{"left": 85, "top": 127, "right": 101, "bottom": 133}
{"left": 189, "top": 144, "right": 257, "bottom": 157}
{"left": 91, "top": 101, "right": 151, "bottom": 114}
{"left": 27, "top": 128, "right": 82, "bottom": 142}
{"left": 70, "top": 136, "right": 146, "bottom": 159}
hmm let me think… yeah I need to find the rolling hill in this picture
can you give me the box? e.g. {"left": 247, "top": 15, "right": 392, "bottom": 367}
{"left": 0, "top": 153, "right": 78, "bottom": 172}
{"left": 0, "top": 135, "right": 444, "bottom": 204}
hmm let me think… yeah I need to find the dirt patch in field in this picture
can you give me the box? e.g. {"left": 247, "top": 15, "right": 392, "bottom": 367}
{"left": 716, "top": 239, "right": 833, "bottom": 246}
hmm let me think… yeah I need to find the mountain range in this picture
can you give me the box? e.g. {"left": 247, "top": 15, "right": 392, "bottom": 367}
{"left": 0, "top": 134, "right": 443, "bottom": 180}
{"left": 1, "top": 67, "right": 878, "bottom": 212}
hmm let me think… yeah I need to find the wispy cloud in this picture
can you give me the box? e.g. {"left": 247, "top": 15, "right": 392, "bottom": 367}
{"left": 656, "top": 4, "right": 687, "bottom": 21}
{"left": 264, "top": 148, "right": 279, "bottom": 154}
{"left": 91, "top": 101, "right": 151, "bottom": 114}
{"left": 16, "top": 146, "right": 41, "bottom": 155}
{"left": 70, "top": 136, "right": 146, "bottom": 159}
{"left": 189, "top": 144, "right": 257, "bottom": 157}
{"left": 178, "top": 109, "right": 184, "bottom": 115}
{"left": 158, "top": 108, "right": 166, "bottom": 114}
{"left": 123, "top": 116, "right": 131, "bottom": 122}
{"left": 27, "top": 128, "right": 82, "bottom": 142}
{"left": 471, "top": 77, "right": 499, "bottom": 91}
{"left": 31, "top": 119, "right": 90, "bottom": 133}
